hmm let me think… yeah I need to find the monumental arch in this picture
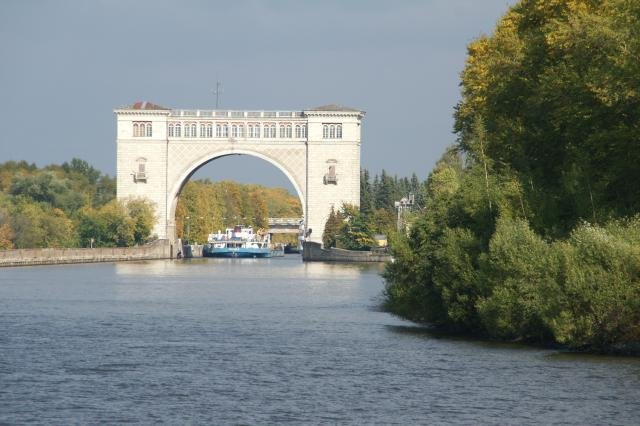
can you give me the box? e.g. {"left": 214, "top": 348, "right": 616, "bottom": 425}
{"left": 115, "top": 102, "right": 363, "bottom": 245}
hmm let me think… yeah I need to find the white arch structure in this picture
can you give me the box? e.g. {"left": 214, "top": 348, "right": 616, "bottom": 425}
{"left": 115, "top": 102, "right": 363, "bottom": 247}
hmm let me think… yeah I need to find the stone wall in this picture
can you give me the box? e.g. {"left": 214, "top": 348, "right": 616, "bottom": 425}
{"left": 180, "top": 244, "right": 203, "bottom": 258}
{"left": 302, "top": 242, "right": 391, "bottom": 263}
{"left": 0, "top": 240, "right": 172, "bottom": 267}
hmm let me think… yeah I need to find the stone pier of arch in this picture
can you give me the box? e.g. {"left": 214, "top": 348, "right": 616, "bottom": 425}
{"left": 115, "top": 102, "right": 363, "bottom": 246}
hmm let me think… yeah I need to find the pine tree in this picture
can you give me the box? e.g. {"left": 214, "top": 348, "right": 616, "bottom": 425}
{"left": 360, "top": 169, "right": 374, "bottom": 217}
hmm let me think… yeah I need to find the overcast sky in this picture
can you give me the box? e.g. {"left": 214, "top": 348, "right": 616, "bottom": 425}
{"left": 0, "top": 0, "right": 516, "bottom": 191}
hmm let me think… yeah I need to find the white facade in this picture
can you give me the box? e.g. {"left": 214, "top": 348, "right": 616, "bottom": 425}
{"left": 115, "top": 102, "right": 363, "bottom": 245}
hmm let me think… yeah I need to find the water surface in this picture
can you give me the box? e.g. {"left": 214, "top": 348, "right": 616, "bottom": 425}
{"left": 1, "top": 257, "right": 638, "bottom": 424}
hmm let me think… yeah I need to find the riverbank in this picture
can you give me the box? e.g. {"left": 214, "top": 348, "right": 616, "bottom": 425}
{"left": 302, "top": 241, "right": 391, "bottom": 262}
{"left": 0, "top": 240, "right": 172, "bottom": 267}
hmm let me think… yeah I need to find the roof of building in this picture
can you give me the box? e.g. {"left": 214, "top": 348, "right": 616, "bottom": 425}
{"left": 307, "top": 104, "right": 361, "bottom": 112}
{"left": 123, "top": 101, "right": 171, "bottom": 110}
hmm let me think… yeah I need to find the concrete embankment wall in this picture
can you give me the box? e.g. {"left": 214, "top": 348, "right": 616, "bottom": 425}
{"left": 302, "top": 241, "right": 391, "bottom": 263}
{"left": 181, "top": 244, "right": 203, "bottom": 258}
{"left": 0, "top": 240, "right": 173, "bottom": 267}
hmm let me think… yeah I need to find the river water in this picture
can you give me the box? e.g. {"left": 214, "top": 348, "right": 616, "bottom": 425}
{"left": 1, "top": 257, "right": 638, "bottom": 424}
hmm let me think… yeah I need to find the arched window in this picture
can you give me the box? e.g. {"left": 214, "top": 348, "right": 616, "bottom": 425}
{"left": 146, "top": 123, "right": 152, "bottom": 137}
{"left": 168, "top": 123, "right": 175, "bottom": 137}
{"left": 238, "top": 124, "right": 244, "bottom": 138}
{"left": 232, "top": 124, "right": 238, "bottom": 138}
{"left": 207, "top": 123, "right": 213, "bottom": 138}
{"left": 279, "top": 125, "right": 286, "bottom": 138}
{"left": 133, "top": 123, "right": 139, "bottom": 137}
{"left": 175, "top": 123, "right": 181, "bottom": 137}
{"left": 248, "top": 125, "right": 253, "bottom": 138}
{"left": 200, "top": 124, "right": 206, "bottom": 137}
{"left": 270, "top": 124, "right": 276, "bottom": 138}
{"left": 222, "top": 124, "right": 229, "bottom": 137}
{"left": 286, "top": 125, "right": 292, "bottom": 138}
{"left": 216, "top": 124, "right": 222, "bottom": 137}
{"left": 329, "top": 125, "right": 336, "bottom": 138}
{"left": 184, "top": 123, "right": 191, "bottom": 137}
{"left": 191, "top": 123, "right": 197, "bottom": 137}
{"left": 323, "top": 124, "right": 328, "bottom": 139}
{"left": 302, "top": 124, "right": 307, "bottom": 138}
{"left": 336, "top": 124, "right": 342, "bottom": 139}
{"left": 255, "top": 124, "right": 260, "bottom": 138}
{"left": 295, "top": 125, "right": 301, "bottom": 138}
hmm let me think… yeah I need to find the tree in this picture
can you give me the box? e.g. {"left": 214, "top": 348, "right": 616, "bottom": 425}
{"left": 10, "top": 172, "right": 86, "bottom": 212}
{"left": 78, "top": 200, "right": 135, "bottom": 247}
{"left": 337, "top": 204, "right": 375, "bottom": 250}
{"left": 62, "top": 158, "right": 101, "bottom": 185}
{"left": 11, "top": 201, "right": 79, "bottom": 248}
{"left": 125, "top": 198, "right": 156, "bottom": 244}
{"left": 360, "top": 169, "right": 374, "bottom": 217}
{"left": 455, "top": 0, "right": 640, "bottom": 236}
{"left": 322, "top": 205, "right": 344, "bottom": 248}
{"left": 0, "top": 206, "right": 14, "bottom": 249}
{"left": 375, "top": 170, "right": 395, "bottom": 211}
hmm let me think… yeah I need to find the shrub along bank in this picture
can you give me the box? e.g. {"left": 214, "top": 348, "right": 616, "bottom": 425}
{"left": 384, "top": 0, "right": 640, "bottom": 354}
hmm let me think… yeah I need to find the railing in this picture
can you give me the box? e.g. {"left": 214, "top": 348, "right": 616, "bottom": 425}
{"left": 268, "top": 218, "right": 304, "bottom": 226}
{"left": 169, "top": 110, "right": 305, "bottom": 118}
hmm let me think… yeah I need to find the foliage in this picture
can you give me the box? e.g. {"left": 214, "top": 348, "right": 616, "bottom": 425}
{"left": 10, "top": 172, "right": 87, "bottom": 212}
{"left": 336, "top": 204, "right": 376, "bottom": 251}
{"left": 175, "top": 179, "right": 302, "bottom": 243}
{"left": 11, "top": 201, "right": 79, "bottom": 248}
{"left": 77, "top": 199, "right": 155, "bottom": 247}
{"left": 322, "top": 205, "right": 344, "bottom": 248}
{"left": 384, "top": 0, "right": 640, "bottom": 353}
{"left": 0, "top": 159, "right": 126, "bottom": 248}
{"left": 455, "top": 0, "right": 640, "bottom": 236}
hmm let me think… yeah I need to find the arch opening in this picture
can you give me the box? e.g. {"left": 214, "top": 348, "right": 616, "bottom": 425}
{"left": 167, "top": 150, "right": 305, "bottom": 245}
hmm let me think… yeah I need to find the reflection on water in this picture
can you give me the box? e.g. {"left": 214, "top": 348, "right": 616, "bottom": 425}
{"left": 1, "top": 258, "right": 639, "bottom": 424}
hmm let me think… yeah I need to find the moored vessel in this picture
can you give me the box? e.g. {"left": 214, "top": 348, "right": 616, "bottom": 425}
{"left": 203, "top": 226, "right": 272, "bottom": 258}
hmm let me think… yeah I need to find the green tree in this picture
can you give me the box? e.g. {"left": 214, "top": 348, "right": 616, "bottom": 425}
{"left": 10, "top": 172, "right": 86, "bottom": 212}
{"left": 125, "top": 198, "right": 156, "bottom": 244}
{"left": 337, "top": 204, "right": 375, "bottom": 250}
{"left": 322, "top": 205, "right": 344, "bottom": 248}
{"left": 360, "top": 169, "right": 374, "bottom": 217}
{"left": 455, "top": 0, "right": 640, "bottom": 235}
{"left": 62, "top": 158, "right": 101, "bottom": 185}
{"left": 11, "top": 201, "right": 79, "bottom": 248}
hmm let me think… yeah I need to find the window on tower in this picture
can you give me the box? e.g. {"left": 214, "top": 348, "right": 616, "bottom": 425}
{"left": 133, "top": 121, "right": 152, "bottom": 137}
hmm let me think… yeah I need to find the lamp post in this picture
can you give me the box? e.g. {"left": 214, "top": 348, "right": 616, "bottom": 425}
{"left": 185, "top": 216, "right": 190, "bottom": 244}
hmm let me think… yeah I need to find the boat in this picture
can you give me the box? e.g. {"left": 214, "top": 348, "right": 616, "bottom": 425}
{"left": 203, "top": 226, "right": 272, "bottom": 258}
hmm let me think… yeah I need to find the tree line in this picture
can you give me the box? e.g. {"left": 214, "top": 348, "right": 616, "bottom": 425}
{"left": 175, "top": 179, "right": 301, "bottom": 244}
{"left": 383, "top": 0, "right": 640, "bottom": 353}
{"left": 0, "top": 159, "right": 154, "bottom": 249}
{"left": 0, "top": 159, "right": 303, "bottom": 249}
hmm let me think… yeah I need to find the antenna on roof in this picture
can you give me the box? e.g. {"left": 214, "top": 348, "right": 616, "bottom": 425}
{"left": 211, "top": 80, "right": 223, "bottom": 109}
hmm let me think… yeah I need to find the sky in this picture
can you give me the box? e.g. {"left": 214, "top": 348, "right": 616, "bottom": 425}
{"left": 0, "top": 0, "right": 517, "bottom": 192}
